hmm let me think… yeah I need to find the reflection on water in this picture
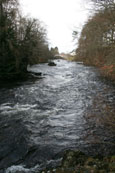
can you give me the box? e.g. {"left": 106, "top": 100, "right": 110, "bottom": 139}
{"left": 0, "top": 60, "right": 114, "bottom": 173}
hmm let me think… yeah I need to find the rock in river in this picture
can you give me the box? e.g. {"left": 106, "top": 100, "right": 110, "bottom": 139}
{"left": 48, "top": 62, "right": 56, "bottom": 66}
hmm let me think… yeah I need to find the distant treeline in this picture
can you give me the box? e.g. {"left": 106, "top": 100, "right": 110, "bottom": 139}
{"left": 74, "top": 0, "right": 115, "bottom": 80}
{"left": 0, "top": 0, "right": 58, "bottom": 79}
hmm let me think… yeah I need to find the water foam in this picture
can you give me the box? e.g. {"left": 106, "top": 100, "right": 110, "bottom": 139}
{"left": 0, "top": 103, "right": 37, "bottom": 115}
{"left": 6, "top": 164, "right": 40, "bottom": 173}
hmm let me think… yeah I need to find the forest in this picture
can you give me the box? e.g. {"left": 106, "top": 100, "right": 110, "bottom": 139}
{"left": 74, "top": 0, "right": 115, "bottom": 81}
{"left": 0, "top": 0, "right": 55, "bottom": 80}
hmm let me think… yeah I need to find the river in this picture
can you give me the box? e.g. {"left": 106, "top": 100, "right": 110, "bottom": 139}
{"left": 0, "top": 59, "right": 114, "bottom": 173}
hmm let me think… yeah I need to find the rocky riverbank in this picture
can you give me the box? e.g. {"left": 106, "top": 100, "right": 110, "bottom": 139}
{"left": 0, "top": 72, "right": 43, "bottom": 88}
{"left": 42, "top": 150, "right": 115, "bottom": 173}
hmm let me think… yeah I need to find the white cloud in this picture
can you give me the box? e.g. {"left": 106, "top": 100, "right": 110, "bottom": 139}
{"left": 19, "top": 0, "right": 89, "bottom": 53}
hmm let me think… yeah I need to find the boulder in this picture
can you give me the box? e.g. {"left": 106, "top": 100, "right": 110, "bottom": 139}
{"left": 28, "top": 71, "right": 42, "bottom": 76}
{"left": 48, "top": 62, "right": 56, "bottom": 66}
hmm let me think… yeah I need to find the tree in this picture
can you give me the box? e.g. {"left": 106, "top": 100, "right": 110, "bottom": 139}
{"left": 75, "top": 1, "right": 115, "bottom": 67}
{"left": 0, "top": 0, "right": 19, "bottom": 72}
{"left": 0, "top": 0, "right": 51, "bottom": 79}
{"left": 50, "top": 47, "right": 59, "bottom": 58}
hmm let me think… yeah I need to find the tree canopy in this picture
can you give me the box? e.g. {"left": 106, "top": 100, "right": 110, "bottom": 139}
{"left": 0, "top": 0, "right": 52, "bottom": 79}
{"left": 74, "top": 0, "right": 115, "bottom": 80}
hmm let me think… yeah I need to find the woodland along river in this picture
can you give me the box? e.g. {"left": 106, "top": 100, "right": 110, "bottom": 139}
{"left": 0, "top": 59, "right": 115, "bottom": 173}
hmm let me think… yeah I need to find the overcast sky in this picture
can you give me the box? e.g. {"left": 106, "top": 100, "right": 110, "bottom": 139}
{"left": 19, "top": 0, "right": 90, "bottom": 53}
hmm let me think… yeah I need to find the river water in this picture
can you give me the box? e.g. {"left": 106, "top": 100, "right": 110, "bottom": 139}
{"left": 0, "top": 60, "right": 114, "bottom": 173}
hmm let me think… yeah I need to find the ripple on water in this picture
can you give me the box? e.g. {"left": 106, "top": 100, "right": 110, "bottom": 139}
{"left": 0, "top": 103, "right": 37, "bottom": 115}
{"left": 0, "top": 59, "right": 114, "bottom": 172}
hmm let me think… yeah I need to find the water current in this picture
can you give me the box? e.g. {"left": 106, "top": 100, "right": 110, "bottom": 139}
{"left": 0, "top": 60, "right": 114, "bottom": 173}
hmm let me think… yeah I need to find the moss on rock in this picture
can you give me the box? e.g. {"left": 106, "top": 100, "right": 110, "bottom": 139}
{"left": 41, "top": 150, "right": 115, "bottom": 173}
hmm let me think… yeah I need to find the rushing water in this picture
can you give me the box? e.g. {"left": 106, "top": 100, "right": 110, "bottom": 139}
{"left": 0, "top": 60, "right": 114, "bottom": 173}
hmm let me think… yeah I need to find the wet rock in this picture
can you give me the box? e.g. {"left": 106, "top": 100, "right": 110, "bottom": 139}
{"left": 28, "top": 71, "right": 42, "bottom": 78}
{"left": 26, "top": 72, "right": 43, "bottom": 80}
{"left": 48, "top": 62, "right": 56, "bottom": 66}
{"left": 28, "top": 71, "right": 42, "bottom": 76}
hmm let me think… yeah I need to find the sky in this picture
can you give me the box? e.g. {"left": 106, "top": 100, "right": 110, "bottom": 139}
{"left": 19, "top": 0, "right": 90, "bottom": 53}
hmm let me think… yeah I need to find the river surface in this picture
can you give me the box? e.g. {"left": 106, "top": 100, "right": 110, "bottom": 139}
{"left": 0, "top": 60, "right": 115, "bottom": 173}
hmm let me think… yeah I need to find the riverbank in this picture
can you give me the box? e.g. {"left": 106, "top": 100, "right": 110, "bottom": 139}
{"left": 0, "top": 61, "right": 55, "bottom": 84}
{"left": 73, "top": 57, "right": 115, "bottom": 82}
{"left": 42, "top": 150, "right": 115, "bottom": 173}
{"left": 0, "top": 71, "right": 43, "bottom": 86}
{"left": 0, "top": 72, "right": 29, "bottom": 81}
{"left": 99, "top": 65, "right": 115, "bottom": 82}
{"left": 84, "top": 62, "right": 115, "bottom": 82}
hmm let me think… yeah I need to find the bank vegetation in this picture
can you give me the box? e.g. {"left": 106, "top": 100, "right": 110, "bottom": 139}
{"left": 0, "top": 0, "right": 54, "bottom": 81}
{"left": 73, "top": 0, "right": 115, "bottom": 81}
